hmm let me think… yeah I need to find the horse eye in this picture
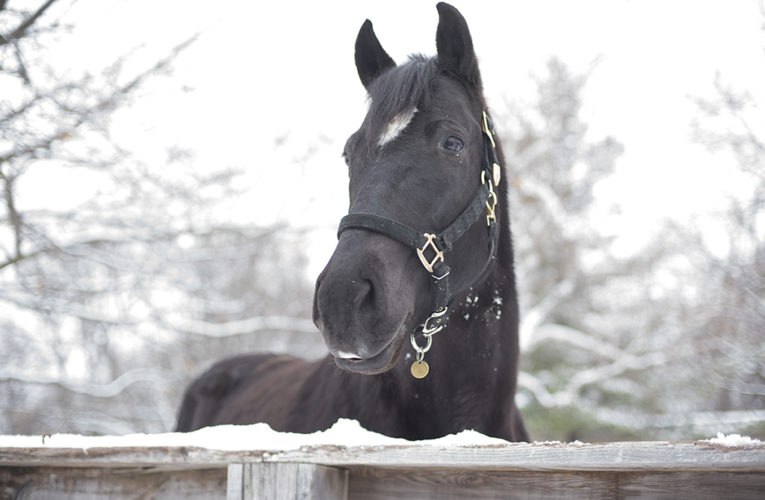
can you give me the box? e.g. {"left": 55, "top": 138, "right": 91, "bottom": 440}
{"left": 442, "top": 135, "right": 464, "bottom": 153}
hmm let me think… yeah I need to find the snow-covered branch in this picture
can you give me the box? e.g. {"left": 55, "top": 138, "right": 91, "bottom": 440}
{"left": 0, "top": 368, "right": 162, "bottom": 399}
{"left": 518, "top": 279, "right": 574, "bottom": 350}
{"left": 517, "top": 371, "right": 559, "bottom": 408}
{"left": 563, "top": 350, "right": 669, "bottom": 402}
{"left": 514, "top": 175, "right": 574, "bottom": 230}
{"left": 529, "top": 323, "right": 641, "bottom": 362}
{"left": 518, "top": 349, "right": 670, "bottom": 409}
{"left": 0, "top": 290, "right": 142, "bottom": 325}
{"left": 164, "top": 315, "right": 317, "bottom": 337}
{"left": 588, "top": 407, "right": 765, "bottom": 434}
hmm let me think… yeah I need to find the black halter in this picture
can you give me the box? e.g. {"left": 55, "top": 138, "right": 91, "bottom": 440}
{"left": 337, "top": 111, "right": 502, "bottom": 377}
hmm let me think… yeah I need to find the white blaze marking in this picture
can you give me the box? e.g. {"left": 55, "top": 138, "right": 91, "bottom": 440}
{"left": 378, "top": 107, "right": 417, "bottom": 146}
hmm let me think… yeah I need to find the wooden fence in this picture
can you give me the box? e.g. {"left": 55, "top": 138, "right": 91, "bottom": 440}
{"left": 1, "top": 440, "right": 764, "bottom": 499}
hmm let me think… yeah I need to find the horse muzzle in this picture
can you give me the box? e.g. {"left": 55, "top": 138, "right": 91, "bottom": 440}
{"left": 330, "top": 314, "right": 410, "bottom": 374}
{"left": 313, "top": 231, "right": 423, "bottom": 374}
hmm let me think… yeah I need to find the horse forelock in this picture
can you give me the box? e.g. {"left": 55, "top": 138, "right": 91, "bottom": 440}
{"left": 364, "top": 55, "right": 438, "bottom": 148}
{"left": 362, "top": 54, "right": 488, "bottom": 151}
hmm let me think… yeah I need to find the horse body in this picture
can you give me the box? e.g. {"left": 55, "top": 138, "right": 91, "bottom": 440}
{"left": 177, "top": 3, "right": 529, "bottom": 442}
{"left": 177, "top": 265, "right": 525, "bottom": 440}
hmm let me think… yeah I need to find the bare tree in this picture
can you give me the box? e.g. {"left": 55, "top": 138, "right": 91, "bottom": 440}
{"left": 0, "top": 1, "right": 318, "bottom": 435}
{"left": 689, "top": 68, "right": 765, "bottom": 424}
{"left": 500, "top": 58, "right": 764, "bottom": 441}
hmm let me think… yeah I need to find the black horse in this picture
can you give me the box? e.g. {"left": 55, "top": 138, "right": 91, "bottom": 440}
{"left": 177, "top": 3, "right": 528, "bottom": 442}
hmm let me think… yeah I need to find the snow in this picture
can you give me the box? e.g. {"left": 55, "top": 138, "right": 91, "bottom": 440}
{"left": 704, "top": 433, "right": 763, "bottom": 449}
{"left": 3, "top": 421, "right": 761, "bottom": 451}
{"left": 532, "top": 439, "right": 588, "bottom": 447}
{"left": 0, "top": 418, "right": 507, "bottom": 451}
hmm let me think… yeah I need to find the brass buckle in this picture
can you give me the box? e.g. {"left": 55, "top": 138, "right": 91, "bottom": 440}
{"left": 416, "top": 233, "right": 444, "bottom": 274}
{"left": 485, "top": 190, "right": 497, "bottom": 226}
{"left": 481, "top": 171, "right": 498, "bottom": 226}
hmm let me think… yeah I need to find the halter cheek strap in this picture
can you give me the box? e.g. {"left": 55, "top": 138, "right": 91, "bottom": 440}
{"left": 337, "top": 111, "right": 502, "bottom": 378}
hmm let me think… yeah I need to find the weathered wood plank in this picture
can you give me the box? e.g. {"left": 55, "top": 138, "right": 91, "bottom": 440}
{"left": 2, "top": 441, "right": 763, "bottom": 471}
{"left": 227, "top": 464, "right": 244, "bottom": 500}
{"left": 265, "top": 441, "right": 765, "bottom": 471}
{"left": 0, "top": 446, "right": 250, "bottom": 468}
{"left": 298, "top": 464, "right": 348, "bottom": 500}
{"left": 619, "top": 471, "right": 765, "bottom": 500}
{"left": 239, "top": 463, "right": 348, "bottom": 500}
{"left": 1, "top": 442, "right": 763, "bottom": 499}
{"left": 0, "top": 466, "right": 226, "bottom": 500}
{"left": 348, "top": 467, "right": 619, "bottom": 499}
{"left": 345, "top": 468, "right": 765, "bottom": 500}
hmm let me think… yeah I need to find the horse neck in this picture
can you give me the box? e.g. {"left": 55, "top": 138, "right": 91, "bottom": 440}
{"left": 437, "top": 145, "right": 518, "bottom": 362}
{"left": 429, "top": 218, "right": 519, "bottom": 381}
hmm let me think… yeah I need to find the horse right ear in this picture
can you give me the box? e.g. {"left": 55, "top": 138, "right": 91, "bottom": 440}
{"left": 355, "top": 20, "right": 395, "bottom": 90}
{"left": 435, "top": 2, "right": 480, "bottom": 88}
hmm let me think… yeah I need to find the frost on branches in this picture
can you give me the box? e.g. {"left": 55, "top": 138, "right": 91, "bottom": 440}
{"left": 499, "top": 58, "right": 764, "bottom": 441}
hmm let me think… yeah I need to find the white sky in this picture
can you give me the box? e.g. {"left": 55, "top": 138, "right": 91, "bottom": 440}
{"left": 28, "top": 0, "right": 765, "bottom": 275}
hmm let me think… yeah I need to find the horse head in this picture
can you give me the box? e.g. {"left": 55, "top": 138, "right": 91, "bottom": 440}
{"left": 313, "top": 3, "right": 500, "bottom": 375}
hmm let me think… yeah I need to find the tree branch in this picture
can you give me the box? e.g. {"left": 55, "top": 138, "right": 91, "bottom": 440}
{"left": 162, "top": 314, "right": 317, "bottom": 337}
{"left": 1, "top": 171, "right": 23, "bottom": 260}
{"left": 0, "top": 33, "right": 199, "bottom": 168}
{"left": 0, "top": 367, "right": 163, "bottom": 398}
{"left": 0, "top": 0, "right": 58, "bottom": 47}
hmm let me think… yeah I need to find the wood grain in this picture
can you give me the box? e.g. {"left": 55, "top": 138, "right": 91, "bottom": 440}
{"left": 2, "top": 441, "right": 763, "bottom": 470}
{"left": 1, "top": 441, "right": 763, "bottom": 499}
{"left": 348, "top": 467, "right": 619, "bottom": 499}
{"left": 266, "top": 441, "right": 765, "bottom": 471}
{"left": 0, "top": 466, "right": 226, "bottom": 500}
{"left": 230, "top": 463, "right": 347, "bottom": 500}
{"left": 346, "top": 467, "right": 765, "bottom": 499}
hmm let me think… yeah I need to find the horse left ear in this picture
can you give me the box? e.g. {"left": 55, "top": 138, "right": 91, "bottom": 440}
{"left": 435, "top": 2, "right": 481, "bottom": 87}
{"left": 355, "top": 20, "right": 396, "bottom": 90}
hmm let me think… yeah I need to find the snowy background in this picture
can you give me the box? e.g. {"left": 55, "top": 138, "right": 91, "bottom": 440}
{"left": 1, "top": 0, "right": 763, "bottom": 441}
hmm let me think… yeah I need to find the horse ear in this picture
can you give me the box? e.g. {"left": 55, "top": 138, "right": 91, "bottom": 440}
{"left": 355, "top": 20, "right": 396, "bottom": 90}
{"left": 435, "top": 2, "right": 481, "bottom": 87}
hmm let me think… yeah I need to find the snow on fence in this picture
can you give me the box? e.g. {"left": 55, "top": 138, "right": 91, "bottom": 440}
{"left": 1, "top": 420, "right": 764, "bottom": 499}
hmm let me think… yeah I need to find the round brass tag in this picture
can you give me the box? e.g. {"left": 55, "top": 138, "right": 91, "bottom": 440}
{"left": 410, "top": 360, "right": 429, "bottom": 379}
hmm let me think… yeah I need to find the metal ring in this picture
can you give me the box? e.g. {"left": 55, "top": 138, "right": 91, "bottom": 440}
{"left": 410, "top": 330, "right": 433, "bottom": 354}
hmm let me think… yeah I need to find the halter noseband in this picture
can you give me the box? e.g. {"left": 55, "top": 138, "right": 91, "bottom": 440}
{"left": 337, "top": 111, "right": 502, "bottom": 379}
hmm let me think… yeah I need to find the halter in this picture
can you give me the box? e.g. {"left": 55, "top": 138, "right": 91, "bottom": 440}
{"left": 337, "top": 111, "right": 502, "bottom": 379}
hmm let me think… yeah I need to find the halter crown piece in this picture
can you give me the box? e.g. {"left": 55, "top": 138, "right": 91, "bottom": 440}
{"left": 337, "top": 111, "right": 502, "bottom": 379}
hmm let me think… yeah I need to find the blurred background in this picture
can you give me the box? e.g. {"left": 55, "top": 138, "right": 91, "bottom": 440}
{"left": 0, "top": 0, "right": 762, "bottom": 441}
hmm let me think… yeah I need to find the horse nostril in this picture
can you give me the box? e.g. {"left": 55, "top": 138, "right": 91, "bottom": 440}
{"left": 312, "top": 276, "right": 323, "bottom": 330}
{"left": 352, "top": 278, "right": 381, "bottom": 323}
